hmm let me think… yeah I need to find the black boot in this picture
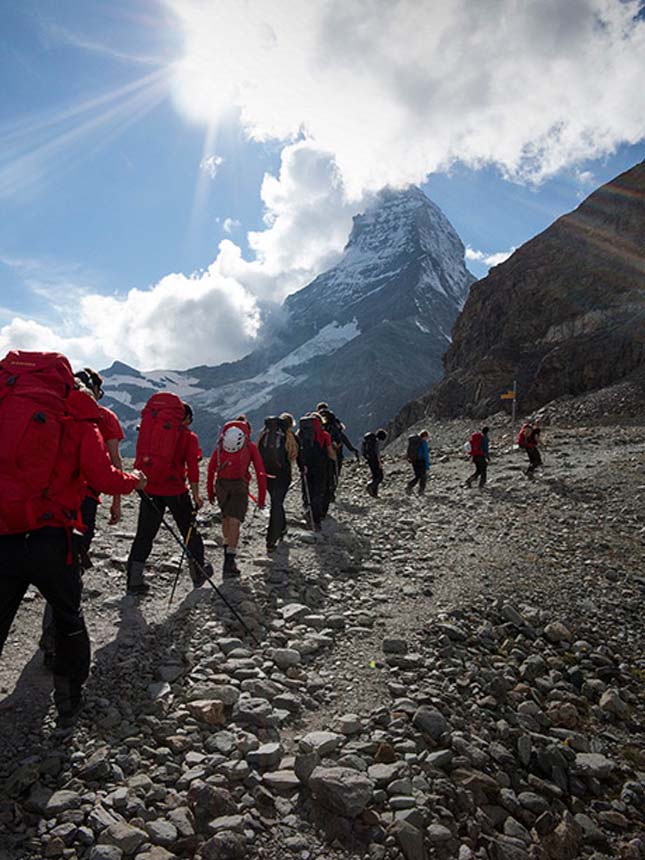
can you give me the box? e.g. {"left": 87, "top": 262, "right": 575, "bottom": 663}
{"left": 127, "top": 561, "right": 150, "bottom": 595}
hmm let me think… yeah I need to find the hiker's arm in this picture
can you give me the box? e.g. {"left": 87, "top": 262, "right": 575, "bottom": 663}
{"left": 207, "top": 450, "right": 218, "bottom": 504}
{"left": 105, "top": 438, "right": 123, "bottom": 524}
{"left": 186, "top": 435, "right": 203, "bottom": 509}
{"left": 250, "top": 444, "right": 267, "bottom": 507}
{"left": 80, "top": 427, "right": 144, "bottom": 496}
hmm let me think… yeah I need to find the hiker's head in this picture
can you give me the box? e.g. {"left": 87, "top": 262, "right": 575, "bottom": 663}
{"left": 420, "top": 429, "right": 429, "bottom": 439}
{"left": 280, "top": 412, "right": 294, "bottom": 428}
{"left": 376, "top": 428, "right": 387, "bottom": 441}
{"left": 183, "top": 403, "right": 193, "bottom": 425}
{"left": 236, "top": 414, "right": 251, "bottom": 432}
{"left": 482, "top": 425, "right": 490, "bottom": 435}
{"left": 316, "top": 402, "right": 329, "bottom": 413}
{"left": 75, "top": 368, "right": 104, "bottom": 401}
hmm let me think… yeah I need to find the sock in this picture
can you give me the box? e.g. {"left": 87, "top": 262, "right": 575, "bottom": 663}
{"left": 226, "top": 547, "right": 236, "bottom": 556}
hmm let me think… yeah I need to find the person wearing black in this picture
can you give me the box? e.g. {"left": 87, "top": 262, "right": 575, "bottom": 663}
{"left": 364, "top": 428, "right": 388, "bottom": 497}
{"left": 406, "top": 430, "right": 430, "bottom": 495}
{"left": 258, "top": 413, "right": 299, "bottom": 552}
{"left": 298, "top": 413, "right": 335, "bottom": 531}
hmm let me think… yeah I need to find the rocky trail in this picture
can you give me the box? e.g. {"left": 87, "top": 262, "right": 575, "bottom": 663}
{"left": 1, "top": 415, "right": 644, "bottom": 860}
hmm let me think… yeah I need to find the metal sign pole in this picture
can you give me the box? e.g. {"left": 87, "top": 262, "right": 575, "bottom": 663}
{"left": 512, "top": 379, "right": 517, "bottom": 430}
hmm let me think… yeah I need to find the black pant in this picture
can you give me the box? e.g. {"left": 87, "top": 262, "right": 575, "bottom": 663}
{"left": 127, "top": 492, "right": 204, "bottom": 579}
{"left": 303, "top": 467, "right": 325, "bottom": 527}
{"left": 267, "top": 474, "right": 290, "bottom": 547}
{"left": 0, "top": 529, "right": 90, "bottom": 713}
{"left": 468, "top": 455, "right": 487, "bottom": 487}
{"left": 367, "top": 457, "right": 384, "bottom": 495}
{"left": 526, "top": 447, "right": 542, "bottom": 474}
{"left": 407, "top": 461, "right": 427, "bottom": 493}
{"left": 42, "top": 494, "right": 98, "bottom": 656}
{"left": 322, "top": 459, "right": 338, "bottom": 518}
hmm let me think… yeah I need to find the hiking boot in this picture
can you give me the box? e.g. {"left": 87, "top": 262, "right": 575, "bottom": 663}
{"left": 465, "top": 479, "right": 472, "bottom": 488}
{"left": 79, "top": 546, "right": 93, "bottom": 571}
{"left": 405, "top": 483, "right": 413, "bottom": 495}
{"left": 56, "top": 696, "right": 83, "bottom": 729}
{"left": 191, "top": 561, "right": 212, "bottom": 588}
{"left": 223, "top": 553, "right": 240, "bottom": 578}
{"left": 53, "top": 676, "right": 83, "bottom": 728}
{"left": 127, "top": 561, "right": 149, "bottom": 595}
{"left": 266, "top": 543, "right": 277, "bottom": 554}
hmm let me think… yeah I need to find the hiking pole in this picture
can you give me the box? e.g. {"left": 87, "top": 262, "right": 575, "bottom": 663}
{"left": 168, "top": 507, "right": 196, "bottom": 607}
{"left": 137, "top": 492, "right": 260, "bottom": 644}
{"left": 301, "top": 469, "right": 316, "bottom": 531}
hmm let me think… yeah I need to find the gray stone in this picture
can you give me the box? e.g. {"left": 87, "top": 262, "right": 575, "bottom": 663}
{"left": 145, "top": 820, "right": 178, "bottom": 847}
{"left": 89, "top": 848, "right": 123, "bottom": 860}
{"left": 78, "top": 747, "right": 111, "bottom": 782}
{"left": 262, "top": 770, "right": 300, "bottom": 793}
{"left": 574, "top": 752, "right": 615, "bottom": 779}
{"left": 599, "top": 688, "right": 629, "bottom": 719}
{"left": 44, "top": 790, "right": 81, "bottom": 817}
{"left": 426, "top": 749, "right": 453, "bottom": 769}
{"left": 299, "top": 730, "right": 342, "bottom": 756}
{"left": 392, "top": 820, "right": 427, "bottom": 860}
{"left": 427, "top": 823, "right": 453, "bottom": 844}
{"left": 247, "top": 742, "right": 283, "bottom": 770}
{"left": 368, "top": 762, "right": 404, "bottom": 786}
{"left": 280, "top": 603, "right": 310, "bottom": 623}
{"left": 412, "top": 707, "right": 447, "bottom": 739}
{"left": 201, "top": 831, "right": 247, "bottom": 860}
{"left": 98, "top": 822, "right": 147, "bottom": 854}
{"left": 382, "top": 637, "right": 408, "bottom": 655}
{"left": 544, "top": 621, "right": 572, "bottom": 642}
{"left": 309, "top": 766, "right": 373, "bottom": 818}
{"left": 270, "top": 648, "right": 301, "bottom": 669}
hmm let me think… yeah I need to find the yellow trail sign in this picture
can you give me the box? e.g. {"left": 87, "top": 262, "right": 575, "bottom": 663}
{"left": 500, "top": 390, "right": 516, "bottom": 400}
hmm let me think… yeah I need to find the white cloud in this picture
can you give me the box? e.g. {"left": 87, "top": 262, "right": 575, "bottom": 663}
{"left": 168, "top": 0, "right": 645, "bottom": 194}
{"left": 222, "top": 217, "right": 240, "bottom": 233}
{"left": 0, "top": 141, "right": 358, "bottom": 370}
{"left": 200, "top": 154, "right": 224, "bottom": 179}
{"left": 466, "top": 246, "right": 515, "bottom": 267}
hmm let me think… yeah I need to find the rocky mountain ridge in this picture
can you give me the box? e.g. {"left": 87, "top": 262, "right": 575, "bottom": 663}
{"left": 101, "top": 187, "right": 475, "bottom": 451}
{"left": 388, "top": 161, "right": 645, "bottom": 437}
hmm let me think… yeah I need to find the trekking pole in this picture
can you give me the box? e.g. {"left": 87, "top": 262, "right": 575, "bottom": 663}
{"left": 137, "top": 492, "right": 260, "bottom": 644}
{"left": 301, "top": 469, "right": 316, "bottom": 531}
{"left": 168, "top": 507, "right": 196, "bottom": 607}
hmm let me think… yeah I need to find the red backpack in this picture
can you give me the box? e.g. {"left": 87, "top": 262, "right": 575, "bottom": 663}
{"left": 135, "top": 393, "right": 186, "bottom": 483}
{"left": 215, "top": 420, "right": 251, "bottom": 480}
{"left": 0, "top": 351, "right": 76, "bottom": 534}
{"left": 518, "top": 424, "right": 530, "bottom": 449}
{"left": 469, "top": 431, "right": 484, "bottom": 458}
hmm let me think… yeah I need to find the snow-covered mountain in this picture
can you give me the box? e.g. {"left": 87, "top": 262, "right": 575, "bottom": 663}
{"left": 102, "top": 186, "right": 475, "bottom": 452}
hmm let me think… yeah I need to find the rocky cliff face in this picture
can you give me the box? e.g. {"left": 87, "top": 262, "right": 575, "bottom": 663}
{"left": 103, "top": 187, "right": 475, "bottom": 451}
{"left": 391, "top": 161, "right": 645, "bottom": 430}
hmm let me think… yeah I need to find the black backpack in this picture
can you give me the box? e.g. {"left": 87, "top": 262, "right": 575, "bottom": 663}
{"left": 362, "top": 432, "right": 377, "bottom": 460}
{"left": 406, "top": 434, "right": 422, "bottom": 463}
{"left": 258, "top": 416, "right": 288, "bottom": 475}
{"left": 299, "top": 416, "right": 325, "bottom": 468}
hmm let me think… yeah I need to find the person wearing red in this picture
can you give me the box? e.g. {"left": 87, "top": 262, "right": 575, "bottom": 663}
{"left": 465, "top": 426, "right": 490, "bottom": 489}
{"left": 0, "top": 351, "right": 146, "bottom": 727}
{"left": 207, "top": 416, "right": 266, "bottom": 577}
{"left": 126, "top": 402, "right": 211, "bottom": 594}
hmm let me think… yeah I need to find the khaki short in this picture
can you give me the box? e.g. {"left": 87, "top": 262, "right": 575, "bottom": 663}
{"left": 215, "top": 479, "right": 249, "bottom": 522}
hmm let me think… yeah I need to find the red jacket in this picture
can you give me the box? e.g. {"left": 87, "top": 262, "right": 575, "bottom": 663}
{"left": 86, "top": 404, "right": 126, "bottom": 501}
{"left": 27, "top": 390, "right": 139, "bottom": 532}
{"left": 144, "top": 428, "right": 201, "bottom": 497}
{"left": 207, "top": 426, "right": 267, "bottom": 508}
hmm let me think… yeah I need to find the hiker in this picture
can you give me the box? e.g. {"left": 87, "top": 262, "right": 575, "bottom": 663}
{"left": 207, "top": 416, "right": 267, "bottom": 576}
{"left": 465, "top": 426, "right": 490, "bottom": 489}
{"left": 257, "top": 413, "right": 299, "bottom": 553}
{"left": 127, "top": 395, "right": 211, "bottom": 595}
{"left": 519, "top": 419, "right": 542, "bottom": 477}
{"left": 40, "top": 367, "right": 127, "bottom": 667}
{"left": 363, "top": 428, "right": 388, "bottom": 497}
{"left": 406, "top": 429, "right": 430, "bottom": 495}
{"left": 320, "top": 407, "right": 359, "bottom": 475}
{"left": 0, "top": 350, "right": 146, "bottom": 726}
{"left": 298, "top": 412, "right": 335, "bottom": 531}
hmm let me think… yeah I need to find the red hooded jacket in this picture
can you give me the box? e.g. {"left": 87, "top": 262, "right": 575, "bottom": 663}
{"left": 207, "top": 421, "right": 267, "bottom": 507}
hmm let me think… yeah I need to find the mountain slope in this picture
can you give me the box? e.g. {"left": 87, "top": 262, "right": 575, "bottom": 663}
{"left": 388, "top": 161, "right": 645, "bottom": 434}
{"left": 103, "top": 187, "right": 475, "bottom": 451}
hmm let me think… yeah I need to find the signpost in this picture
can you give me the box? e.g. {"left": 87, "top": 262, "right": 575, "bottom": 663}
{"left": 500, "top": 380, "right": 518, "bottom": 430}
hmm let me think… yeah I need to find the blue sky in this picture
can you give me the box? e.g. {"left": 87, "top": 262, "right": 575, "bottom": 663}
{"left": 1, "top": 0, "right": 644, "bottom": 370}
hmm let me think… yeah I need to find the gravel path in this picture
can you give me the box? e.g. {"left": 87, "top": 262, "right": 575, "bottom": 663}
{"left": 1, "top": 415, "right": 644, "bottom": 860}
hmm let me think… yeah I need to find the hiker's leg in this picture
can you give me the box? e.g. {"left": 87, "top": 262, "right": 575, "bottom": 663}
{"left": 29, "top": 530, "right": 89, "bottom": 717}
{"left": 0, "top": 535, "right": 29, "bottom": 658}
{"left": 168, "top": 492, "right": 204, "bottom": 567}
{"left": 266, "top": 478, "right": 280, "bottom": 547}
{"left": 478, "top": 457, "right": 487, "bottom": 488}
{"left": 127, "top": 494, "right": 164, "bottom": 588}
{"left": 418, "top": 464, "right": 428, "bottom": 494}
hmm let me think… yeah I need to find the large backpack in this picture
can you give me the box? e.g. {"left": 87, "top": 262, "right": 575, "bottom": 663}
{"left": 135, "top": 393, "right": 185, "bottom": 483}
{"left": 0, "top": 351, "right": 76, "bottom": 534}
{"left": 299, "top": 415, "right": 326, "bottom": 469}
{"left": 518, "top": 423, "right": 530, "bottom": 449}
{"left": 469, "top": 431, "right": 483, "bottom": 458}
{"left": 406, "top": 434, "right": 422, "bottom": 463}
{"left": 258, "top": 416, "right": 288, "bottom": 476}
{"left": 362, "top": 432, "right": 378, "bottom": 460}
{"left": 216, "top": 420, "right": 251, "bottom": 479}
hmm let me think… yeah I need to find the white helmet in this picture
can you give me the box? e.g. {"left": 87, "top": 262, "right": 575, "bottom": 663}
{"left": 222, "top": 425, "right": 246, "bottom": 453}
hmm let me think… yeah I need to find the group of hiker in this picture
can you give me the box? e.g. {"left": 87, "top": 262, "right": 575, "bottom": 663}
{"left": 463, "top": 419, "right": 542, "bottom": 490}
{"left": 0, "top": 349, "right": 544, "bottom": 727}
